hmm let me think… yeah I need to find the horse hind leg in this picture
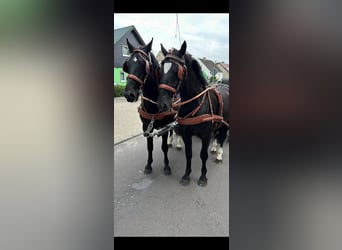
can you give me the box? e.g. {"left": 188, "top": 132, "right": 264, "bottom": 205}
{"left": 161, "top": 133, "right": 171, "bottom": 175}
{"left": 180, "top": 134, "right": 192, "bottom": 185}
{"left": 176, "top": 134, "right": 183, "bottom": 150}
{"left": 217, "top": 147, "right": 223, "bottom": 161}
{"left": 215, "top": 127, "right": 228, "bottom": 162}
{"left": 210, "top": 137, "right": 218, "bottom": 152}
{"left": 198, "top": 136, "right": 211, "bottom": 186}
{"left": 167, "top": 130, "right": 173, "bottom": 146}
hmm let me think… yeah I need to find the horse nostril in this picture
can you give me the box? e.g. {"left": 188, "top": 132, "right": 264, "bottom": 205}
{"left": 123, "top": 91, "right": 136, "bottom": 102}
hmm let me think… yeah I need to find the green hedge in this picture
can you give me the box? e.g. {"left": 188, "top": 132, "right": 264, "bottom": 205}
{"left": 113, "top": 85, "right": 126, "bottom": 97}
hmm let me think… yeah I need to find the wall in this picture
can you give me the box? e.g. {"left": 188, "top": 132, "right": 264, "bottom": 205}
{"left": 114, "top": 32, "right": 145, "bottom": 68}
{"left": 113, "top": 68, "right": 127, "bottom": 86}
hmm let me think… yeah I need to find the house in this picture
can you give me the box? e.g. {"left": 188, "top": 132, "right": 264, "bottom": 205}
{"left": 114, "top": 25, "right": 146, "bottom": 85}
{"left": 197, "top": 57, "right": 223, "bottom": 82}
{"left": 155, "top": 50, "right": 165, "bottom": 64}
{"left": 216, "top": 62, "right": 229, "bottom": 79}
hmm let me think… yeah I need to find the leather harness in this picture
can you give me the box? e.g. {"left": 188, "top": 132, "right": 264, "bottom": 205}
{"left": 123, "top": 48, "right": 177, "bottom": 121}
{"left": 159, "top": 53, "right": 229, "bottom": 127}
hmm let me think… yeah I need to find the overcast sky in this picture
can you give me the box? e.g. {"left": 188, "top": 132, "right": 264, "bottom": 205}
{"left": 114, "top": 13, "right": 229, "bottom": 63}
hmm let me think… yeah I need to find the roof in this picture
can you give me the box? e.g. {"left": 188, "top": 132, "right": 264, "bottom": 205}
{"left": 222, "top": 63, "right": 229, "bottom": 71}
{"left": 216, "top": 62, "right": 230, "bottom": 73}
{"left": 114, "top": 25, "right": 145, "bottom": 46}
{"left": 198, "top": 58, "right": 222, "bottom": 73}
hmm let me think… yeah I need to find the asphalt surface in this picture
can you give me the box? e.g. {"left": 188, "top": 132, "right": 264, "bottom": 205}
{"left": 114, "top": 97, "right": 229, "bottom": 236}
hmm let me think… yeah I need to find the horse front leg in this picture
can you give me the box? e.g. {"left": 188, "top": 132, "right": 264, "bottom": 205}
{"left": 144, "top": 136, "right": 153, "bottom": 174}
{"left": 198, "top": 136, "right": 211, "bottom": 186}
{"left": 180, "top": 134, "right": 192, "bottom": 185}
{"left": 161, "top": 133, "right": 171, "bottom": 175}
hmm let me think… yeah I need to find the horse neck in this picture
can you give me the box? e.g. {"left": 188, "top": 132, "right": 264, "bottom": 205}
{"left": 179, "top": 68, "right": 205, "bottom": 102}
{"left": 142, "top": 77, "right": 158, "bottom": 99}
{"left": 141, "top": 70, "right": 159, "bottom": 113}
{"left": 142, "top": 57, "right": 159, "bottom": 97}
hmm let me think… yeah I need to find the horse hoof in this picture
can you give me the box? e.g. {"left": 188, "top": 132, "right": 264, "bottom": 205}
{"left": 144, "top": 168, "right": 152, "bottom": 174}
{"left": 211, "top": 148, "right": 217, "bottom": 153}
{"left": 197, "top": 178, "right": 207, "bottom": 187}
{"left": 176, "top": 145, "right": 182, "bottom": 150}
{"left": 215, "top": 158, "right": 223, "bottom": 163}
{"left": 163, "top": 168, "right": 171, "bottom": 176}
{"left": 180, "top": 178, "right": 190, "bottom": 186}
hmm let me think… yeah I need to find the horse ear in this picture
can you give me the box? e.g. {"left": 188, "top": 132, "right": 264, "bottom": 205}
{"left": 161, "top": 43, "right": 168, "bottom": 56}
{"left": 179, "top": 41, "right": 187, "bottom": 57}
{"left": 126, "top": 38, "right": 135, "bottom": 53}
{"left": 145, "top": 38, "right": 153, "bottom": 52}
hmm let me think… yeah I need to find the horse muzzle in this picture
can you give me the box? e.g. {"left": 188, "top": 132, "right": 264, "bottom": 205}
{"left": 123, "top": 90, "right": 139, "bottom": 102}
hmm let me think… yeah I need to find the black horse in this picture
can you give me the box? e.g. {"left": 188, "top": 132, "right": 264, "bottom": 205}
{"left": 157, "top": 41, "right": 229, "bottom": 186}
{"left": 122, "top": 38, "right": 176, "bottom": 175}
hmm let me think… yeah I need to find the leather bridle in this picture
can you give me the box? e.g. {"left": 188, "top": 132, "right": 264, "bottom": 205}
{"left": 123, "top": 48, "right": 152, "bottom": 87}
{"left": 158, "top": 54, "right": 187, "bottom": 95}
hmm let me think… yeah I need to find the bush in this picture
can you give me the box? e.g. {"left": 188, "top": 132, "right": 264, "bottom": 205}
{"left": 114, "top": 85, "right": 126, "bottom": 97}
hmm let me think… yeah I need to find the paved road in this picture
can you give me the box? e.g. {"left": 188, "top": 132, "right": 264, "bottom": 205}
{"left": 114, "top": 97, "right": 142, "bottom": 145}
{"left": 114, "top": 132, "right": 229, "bottom": 236}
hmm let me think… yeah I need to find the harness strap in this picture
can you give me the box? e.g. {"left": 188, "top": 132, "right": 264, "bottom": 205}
{"left": 138, "top": 106, "right": 176, "bottom": 121}
{"left": 164, "top": 54, "right": 185, "bottom": 64}
{"left": 133, "top": 49, "right": 149, "bottom": 60}
{"left": 181, "top": 92, "right": 207, "bottom": 119}
{"left": 175, "top": 86, "right": 228, "bottom": 127}
{"left": 177, "top": 114, "right": 229, "bottom": 126}
{"left": 127, "top": 74, "right": 143, "bottom": 85}
{"left": 159, "top": 83, "right": 177, "bottom": 94}
{"left": 212, "top": 87, "right": 224, "bottom": 117}
{"left": 173, "top": 86, "right": 216, "bottom": 108}
{"left": 141, "top": 95, "right": 158, "bottom": 105}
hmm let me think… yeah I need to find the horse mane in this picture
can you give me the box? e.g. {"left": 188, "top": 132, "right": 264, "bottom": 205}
{"left": 149, "top": 51, "right": 159, "bottom": 70}
{"left": 184, "top": 53, "right": 209, "bottom": 89}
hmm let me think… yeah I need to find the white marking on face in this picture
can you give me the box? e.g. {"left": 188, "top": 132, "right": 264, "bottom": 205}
{"left": 133, "top": 57, "right": 137, "bottom": 62}
{"left": 164, "top": 62, "right": 172, "bottom": 74}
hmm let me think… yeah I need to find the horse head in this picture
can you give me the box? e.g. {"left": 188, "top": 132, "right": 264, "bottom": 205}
{"left": 157, "top": 41, "right": 188, "bottom": 112}
{"left": 122, "top": 38, "right": 153, "bottom": 102}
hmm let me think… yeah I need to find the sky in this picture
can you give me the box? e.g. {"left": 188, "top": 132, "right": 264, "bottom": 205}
{"left": 114, "top": 13, "right": 229, "bottom": 63}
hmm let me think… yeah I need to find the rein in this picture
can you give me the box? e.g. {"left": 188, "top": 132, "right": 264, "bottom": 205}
{"left": 173, "top": 85, "right": 229, "bottom": 127}
{"left": 139, "top": 95, "right": 177, "bottom": 121}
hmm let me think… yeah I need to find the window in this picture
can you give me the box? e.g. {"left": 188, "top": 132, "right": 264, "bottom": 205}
{"left": 120, "top": 71, "right": 126, "bottom": 82}
{"left": 122, "top": 45, "right": 130, "bottom": 57}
